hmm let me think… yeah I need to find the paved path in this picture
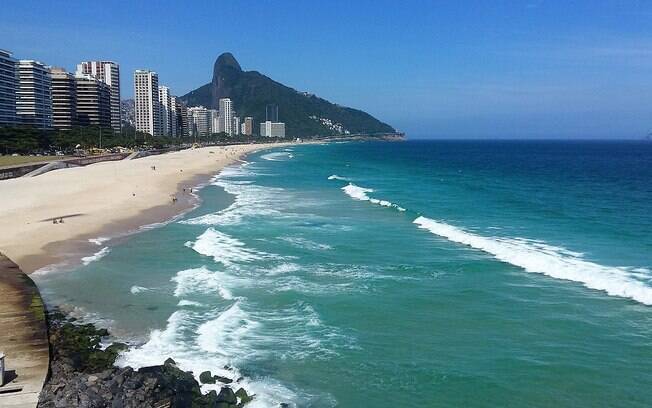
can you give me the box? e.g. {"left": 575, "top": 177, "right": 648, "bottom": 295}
{"left": 0, "top": 254, "right": 49, "bottom": 407}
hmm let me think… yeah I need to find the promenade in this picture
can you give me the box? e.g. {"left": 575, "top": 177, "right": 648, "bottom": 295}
{"left": 0, "top": 253, "right": 49, "bottom": 408}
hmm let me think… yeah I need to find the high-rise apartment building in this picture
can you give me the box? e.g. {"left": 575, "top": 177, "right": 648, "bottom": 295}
{"left": 158, "top": 85, "right": 172, "bottom": 136}
{"left": 218, "top": 98, "right": 233, "bottom": 135}
{"left": 188, "top": 106, "right": 209, "bottom": 137}
{"left": 75, "top": 74, "right": 111, "bottom": 128}
{"left": 232, "top": 116, "right": 240, "bottom": 136}
{"left": 175, "top": 101, "right": 188, "bottom": 137}
{"left": 169, "top": 95, "right": 178, "bottom": 137}
{"left": 0, "top": 49, "right": 18, "bottom": 126}
{"left": 134, "top": 70, "right": 160, "bottom": 136}
{"left": 209, "top": 109, "right": 219, "bottom": 134}
{"left": 50, "top": 67, "right": 77, "bottom": 130}
{"left": 16, "top": 60, "right": 52, "bottom": 129}
{"left": 242, "top": 116, "right": 253, "bottom": 136}
{"left": 76, "top": 61, "right": 121, "bottom": 131}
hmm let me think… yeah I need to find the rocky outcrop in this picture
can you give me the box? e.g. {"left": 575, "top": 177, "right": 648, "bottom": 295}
{"left": 38, "top": 311, "right": 253, "bottom": 408}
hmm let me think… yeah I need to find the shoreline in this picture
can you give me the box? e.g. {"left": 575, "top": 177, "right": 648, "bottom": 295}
{"left": 0, "top": 142, "right": 295, "bottom": 275}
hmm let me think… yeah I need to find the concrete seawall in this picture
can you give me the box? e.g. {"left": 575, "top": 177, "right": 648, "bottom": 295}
{"left": 0, "top": 254, "right": 49, "bottom": 407}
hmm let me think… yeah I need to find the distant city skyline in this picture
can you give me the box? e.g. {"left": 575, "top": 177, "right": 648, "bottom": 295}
{"left": 2, "top": 1, "right": 652, "bottom": 138}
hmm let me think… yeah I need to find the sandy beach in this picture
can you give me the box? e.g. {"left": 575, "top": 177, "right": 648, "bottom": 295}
{"left": 0, "top": 143, "right": 287, "bottom": 274}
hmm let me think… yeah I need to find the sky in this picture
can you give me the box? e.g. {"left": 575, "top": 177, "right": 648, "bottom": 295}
{"left": 2, "top": 0, "right": 652, "bottom": 139}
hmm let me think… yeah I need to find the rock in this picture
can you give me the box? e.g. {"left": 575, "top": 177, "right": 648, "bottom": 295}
{"left": 216, "top": 387, "right": 237, "bottom": 404}
{"left": 235, "top": 387, "right": 253, "bottom": 405}
{"left": 164, "top": 357, "right": 176, "bottom": 366}
{"left": 215, "top": 375, "right": 233, "bottom": 384}
{"left": 200, "top": 370, "right": 216, "bottom": 384}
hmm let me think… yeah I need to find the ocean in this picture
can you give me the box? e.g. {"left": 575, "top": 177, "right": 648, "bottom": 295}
{"left": 35, "top": 140, "right": 652, "bottom": 407}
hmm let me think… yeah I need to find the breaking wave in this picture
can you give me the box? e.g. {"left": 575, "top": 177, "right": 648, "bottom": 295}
{"left": 81, "top": 247, "right": 110, "bottom": 266}
{"left": 413, "top": 216, "right": 652, "bottom": 305}
{"left": 186, "top": 228, "right": 272, "bottom": 266}
{"left": 340, "top": 183, "right": 406, "bottom": 212}
{"left": 130, "top": 285, "right": 150, "bottom": 295}
{"left": 261, "top": 152, "right": 293, "bottom": 161}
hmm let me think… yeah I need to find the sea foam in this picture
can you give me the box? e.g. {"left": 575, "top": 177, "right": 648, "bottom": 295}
{"left": 341, "top": 183, "right": 406, "bottom": 211}
{"left": 171, "top": 266, "right": 238, "bottom": 300}
{"left": 413, "top": 216, "right": 652, "bottom": 305}
{"left": 261, "top": 151, "right": 293, "bottom": 161}
{"left": 81, "top": 247, "right": 110, "bottom": 266}
{"left": 130, "top": 285, "right": 150, "bottom": 295}
{"left": 186, "top": 228, "right": 270, "bottom": 266}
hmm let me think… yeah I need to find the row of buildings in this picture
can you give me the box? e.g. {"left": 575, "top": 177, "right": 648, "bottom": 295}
{"left": 0, "top": 47, "right": 287, "bottom": 138}
{"left": 132, "top": 69, "right": 285, "bottom": 138}
{"left": 0, "top": 49, "right": 121, "bottom": 131}
{"left": 132, "top": 69, "right": 243, "bottom": 138}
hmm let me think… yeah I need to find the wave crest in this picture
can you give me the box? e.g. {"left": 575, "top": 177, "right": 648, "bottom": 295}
{"left": 413, "top": 216, "right": 652, "bottom": 305}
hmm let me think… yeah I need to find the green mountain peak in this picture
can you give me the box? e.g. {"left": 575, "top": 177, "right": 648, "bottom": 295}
{"left": 180, "top": 53, "right": 395, "bottom": 138}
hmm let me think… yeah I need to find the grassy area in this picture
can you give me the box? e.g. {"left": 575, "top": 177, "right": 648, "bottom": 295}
{"left": 0, "top": 155, "right": 66, "bottom": 167}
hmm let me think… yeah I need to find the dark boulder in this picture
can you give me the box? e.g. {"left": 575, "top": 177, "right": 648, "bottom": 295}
{"left": 216, "top": 387, "right": 237, "bottom": 404}
{"left": 200, "top": 370, "right": 216, "bottom": 384}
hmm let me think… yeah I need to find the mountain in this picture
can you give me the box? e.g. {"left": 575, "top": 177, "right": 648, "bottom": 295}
{"left": 179, "top": 53, "right": 396, "bottom": 138}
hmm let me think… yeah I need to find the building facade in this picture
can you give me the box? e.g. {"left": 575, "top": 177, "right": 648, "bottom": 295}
{"left": 188, "top": 106, "right": 209, "bottom": 138}
{"left": 218, "top": 98, "right": 232, "bottom": 135}
{"left": 75, "top": 74, "right": 111, "bottom": 128}
{"left": 169, "top": 95, "right": 178, "bottom": 137}
{"left": 158, "top": 85, "right": 172, "bottom": 136}
{"left": 209, "top": 109, "right": 219, "bottom": 134}
{"left": 175, "top": 100, "right": 188, "bottom": 137}
{"left": 16, "top": 60, "right": 52, "bottom": 129}
{"left": 260, "top": 120, "right": 285, "bottom": 138}
{"left": 232, "top": 116, "right": 240, "bottom": 136}
{"left": 0, "top": 49, "right": 18, "bottom": 126}
{"left": 50, "top": 67, "right": 77, "bottom": 130}
{"left": 134, "top": 70, "right": 161, "bottom": 136}
{"left": 242, "top": 116, "right": 253, "bottom": 136}
{"left": 76, "top": 61, "right": 121, "bottom": 131}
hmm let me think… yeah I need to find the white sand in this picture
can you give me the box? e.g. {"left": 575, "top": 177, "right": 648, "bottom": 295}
{"left": 0, "top": 143, "right": 287, "bottom": 273}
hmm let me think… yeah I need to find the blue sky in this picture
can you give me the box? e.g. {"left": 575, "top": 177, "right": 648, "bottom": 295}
{"left": 2, "top": 0, "right": 652, "bottom": 139}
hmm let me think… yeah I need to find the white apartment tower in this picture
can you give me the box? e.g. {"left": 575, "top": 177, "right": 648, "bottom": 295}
{"left": 16, "top": 60, "right": 52, "bottom": 129}
{"left": 158, "top": 85, "right": 171, "bottom": 136}
{"left": 0, "top": 49, "right": 18, "bottom": 126}
{"left": 134, "top": 70, "right": 160, "bottom": 136}
{"left": 232, "top": 116, "right": 240, "bottom": 136}
{"left": 218, "top": 98, "right": 233, "bottom": 135}
{"left": 76, "top": 61, "right": 121, "bottom": 131}
{"left": 169, "top": 96, "right": 178, "bottom": 137}
{"left": 209, "top": 109, "right": 219, "bottom": 134}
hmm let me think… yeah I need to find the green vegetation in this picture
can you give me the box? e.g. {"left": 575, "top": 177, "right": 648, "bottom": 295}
{"left": 48, "top": 310, "right": 128, "bottom": 372}
{"left": 0, "top": 154, "right": 67, "bottom": 167}
{"left": 180, "top": 52, "right": 396, "bottom": 138}
{"left": 0, "top": 124, "right": 293, "bottom": 156}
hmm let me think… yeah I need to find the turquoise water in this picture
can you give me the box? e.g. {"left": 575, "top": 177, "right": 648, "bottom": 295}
{"left": 36, "top": 141, "right": 652, "bottom": 407}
